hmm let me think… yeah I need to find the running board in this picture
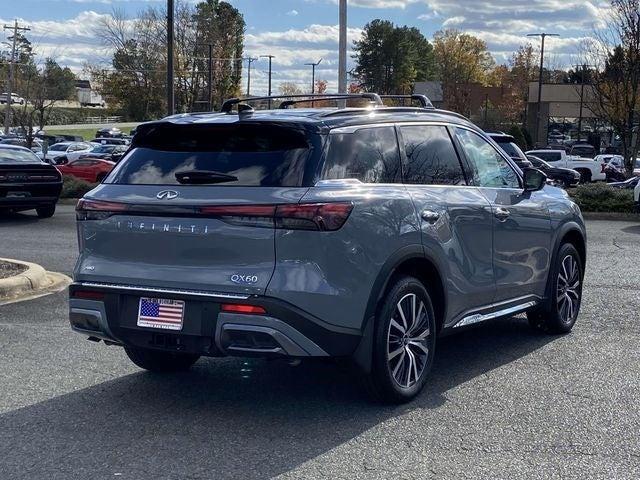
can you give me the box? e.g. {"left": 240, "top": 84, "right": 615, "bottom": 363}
{"left": 454, "top": 301, "right": 538, "bottom": 328}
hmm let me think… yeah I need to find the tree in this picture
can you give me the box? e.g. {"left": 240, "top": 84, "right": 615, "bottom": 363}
{"left": 352, "top": 20, "right": 435, "bottom": 94}
{"left": 432, "top": 29, "right": 495, "bottom": 115}
{"left": 278, "top": 82, "right": 303, "bottom": 96}
{"left": 94, "top": 0, "right": 245, "bottom": 120}
{"left": 584, "top": 0, "right": 640, "bottom": 175}
{"left": 12, "top": 58, "right": 76, "bottom": 147}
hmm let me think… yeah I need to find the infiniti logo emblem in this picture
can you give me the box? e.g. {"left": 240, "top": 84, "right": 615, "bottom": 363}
{"left": 157, "top": 190, "right": 179, "bottom": 200}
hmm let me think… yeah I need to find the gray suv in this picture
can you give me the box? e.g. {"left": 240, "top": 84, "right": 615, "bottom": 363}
{"left": 69, "top": 94, "right": 586, "bottom": 403}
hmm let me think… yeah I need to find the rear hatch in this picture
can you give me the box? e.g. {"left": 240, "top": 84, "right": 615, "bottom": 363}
{"left": 74, "top": 121, "right": 323, "bottom": 296}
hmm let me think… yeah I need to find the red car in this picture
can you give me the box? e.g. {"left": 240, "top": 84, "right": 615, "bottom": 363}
{"left": 57, "top": 159, "right": 115, "bottom": 183}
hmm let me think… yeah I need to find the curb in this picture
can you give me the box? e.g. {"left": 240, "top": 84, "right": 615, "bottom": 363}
{"left": 582, "top": 212, "right": 639, "bottom": 222}
{"left": 0, "top": 258, "right": 71, "bottom": 302}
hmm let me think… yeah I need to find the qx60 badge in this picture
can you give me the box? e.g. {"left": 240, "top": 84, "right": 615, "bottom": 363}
{"left": 157, "top": 190, "right": 179, "bottom": 200}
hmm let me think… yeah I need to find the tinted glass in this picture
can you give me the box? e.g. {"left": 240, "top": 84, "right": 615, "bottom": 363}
{"left": 108, "top": 124, "right": 311, "bottom": 187}
{"left": 322, "top": 127, "right": 401, "bottom": 183}
{"left": 49, "top": 144, "right": 67, "bottom": 152}
{"left": 0, "top": 148, "right": 42, "bottom": 163}
{"left": 494, "top": 140, "right": 526, "bottom": 161}
{"left": 401, "top": 125, "right": 465, "bottom": 185}
{"left": 455, "top": 128, "right": 520, "bottom": 188}
{"left": 534, "top": 151, "right": 562, "bottom": 162}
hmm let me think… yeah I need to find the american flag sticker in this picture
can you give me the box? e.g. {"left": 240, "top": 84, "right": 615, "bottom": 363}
{"left": 137, "top": 297, "right": 185, "bottom": 331}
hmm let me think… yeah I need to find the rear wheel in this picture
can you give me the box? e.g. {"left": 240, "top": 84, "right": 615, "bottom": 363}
{"left": 36, "top": 204, "right": 56, "bottom": 218}
{"left": 124, "top": 346, "right": 200, "bottom": 373}
{"left": 365, "top": 276, "right": 436, "bottom": 403}
{"left": 528, "top": 243, "right": 583, "bottom": 334}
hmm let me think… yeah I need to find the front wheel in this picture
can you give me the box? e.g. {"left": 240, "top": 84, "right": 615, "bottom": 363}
{"left": 124, "top": 346, "right": 200, "bottom": 373}
{"left": 528, "top": 243, "right": 583, "bottom": 334}
{"left": 578, "top": 169, "right": 592, "bottom": 183}
{"left": 365, "top": 276, "right": 436, "bottom": 403}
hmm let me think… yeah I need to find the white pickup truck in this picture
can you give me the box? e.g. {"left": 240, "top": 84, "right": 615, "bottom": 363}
{"left": 526, "top": 149, "right": 606, "bottom": 183}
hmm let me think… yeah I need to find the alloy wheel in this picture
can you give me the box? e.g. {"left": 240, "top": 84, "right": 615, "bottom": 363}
{"left": 387, "top": 293, "right": 431, "bottom": 388}
{"left": 557, "top": 254, "right": 581, "bottom": 324}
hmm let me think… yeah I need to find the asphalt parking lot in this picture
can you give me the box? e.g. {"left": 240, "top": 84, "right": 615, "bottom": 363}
{"left": 0, "top": 205, "right": 639, "bottom": 479}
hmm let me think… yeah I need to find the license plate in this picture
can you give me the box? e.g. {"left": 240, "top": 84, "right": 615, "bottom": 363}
{"left": 7, "top": 191, "right": 30, "bottom": 198}
{"left": 137, "top": 297, "right": 185, "bottom": 331}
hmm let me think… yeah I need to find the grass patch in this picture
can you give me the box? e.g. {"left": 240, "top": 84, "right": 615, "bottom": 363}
{"left": 45, "top": 128, "right": 99, "bottom": 141}
{"left": 567, "top": 183, "right": 636, "bottom": 213}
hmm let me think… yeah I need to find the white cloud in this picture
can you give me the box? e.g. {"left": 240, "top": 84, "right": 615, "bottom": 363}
{"left": 286, "top": 9, "right": 299, "bottom": 16}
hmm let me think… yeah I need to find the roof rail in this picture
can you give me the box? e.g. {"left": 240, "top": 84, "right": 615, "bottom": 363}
{"left": 220, "top": 93, "right": 383, "bottom": 113}
{"left": 379, "top": 94, "right": 434, "bottom": 109}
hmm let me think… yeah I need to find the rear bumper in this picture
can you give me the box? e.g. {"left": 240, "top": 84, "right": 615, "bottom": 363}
{"left": 68, "top": 282, "right": 361, "bottom": 358}
{"left": 0, "top": 182, "right": 61, "bottom": 209}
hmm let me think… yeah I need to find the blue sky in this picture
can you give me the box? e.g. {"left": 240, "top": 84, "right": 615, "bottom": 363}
{"left": 1, "top": 0, "right": 607, "bottom": 94}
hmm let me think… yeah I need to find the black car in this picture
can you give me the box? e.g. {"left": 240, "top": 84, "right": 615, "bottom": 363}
{"left": 79, "top": 144, "right": 128, "bottom": 163}
{"left": 0, "top": 145, "right": 62, "bottom": 218}
{"left": 527, "top": 155, "right": 581, "bottom": 188}
{"left": 95, "top": 127, "right": 123, "bottom": 138}
{"left": 486, "top": 133, "right": 533, "bottom": 170}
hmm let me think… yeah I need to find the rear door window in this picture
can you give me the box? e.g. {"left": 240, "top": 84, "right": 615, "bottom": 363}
{"left": 400, "top": 125, "right": 466, "bottom": 185}
{"left": 107, "top": 124, "right": 313, "bottom": 187}
{"left": 322, "top": 126, "right": 401, "bottom": 183}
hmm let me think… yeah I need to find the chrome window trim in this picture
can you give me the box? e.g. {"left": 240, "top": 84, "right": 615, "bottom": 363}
{"left": 76, "top": 282, "right": 251, "bottom": 300}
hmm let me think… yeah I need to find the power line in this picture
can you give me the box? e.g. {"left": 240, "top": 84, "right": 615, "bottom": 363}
{"left": 3, "top": 20, "right": 30, "bottom": 135}
{"left": 246, "top": 56, "right": 258, "bottom": 96}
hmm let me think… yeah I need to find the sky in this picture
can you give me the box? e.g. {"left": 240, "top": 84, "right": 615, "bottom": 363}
{"left": 0, "top": 0, "right": 610, "bottom": 95}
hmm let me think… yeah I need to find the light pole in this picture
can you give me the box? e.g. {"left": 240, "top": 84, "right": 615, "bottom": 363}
{"left": 167, "top": 0, "right": 175, "bottom": 115}
{"left": 575, "top": 63, "right": 595, "bottom": 141}
{"left": 527, "top": 32, "right": 559, "bottom": 146}
{"left": 260, "top": 55, "right": 275, "bottom": 108}
{"left": 305, "top": 58, "right": 323, "bottom": 93}
{"left": 3, "top": 20, "right": 30, "bottom": 134}
{"left": 338, "top": 0, "right": 347, "bottom": 95}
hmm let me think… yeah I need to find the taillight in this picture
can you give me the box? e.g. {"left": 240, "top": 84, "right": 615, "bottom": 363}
{"left": 76, "top": 198, "right": 128, "bottom": 221}
{"left": 221, "top": 304, "right": 267, "bottom": 315}
{"left": 601, "top": 163, "right": 606, "bottom": 173}
{"left": 275, "top": 202, "right": 353, "bottom": 231}
{"left": 71, "top": 290, "right": 106, "bottom": 301}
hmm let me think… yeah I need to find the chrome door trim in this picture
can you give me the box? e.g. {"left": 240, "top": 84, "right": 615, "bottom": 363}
{"left": 75, "top": 282, "right": 251, "bottom": 300}
{"left": 454, "top": 298, "right": 539, "bottom": 328}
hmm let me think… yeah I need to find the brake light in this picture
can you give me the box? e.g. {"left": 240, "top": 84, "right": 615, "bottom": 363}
{"left": 76, "top": 198, "right": 128, "bottom": 220}
{"left": 72, "top": 290, "right": 106, "bottom": 301}
{"left": 221, "top": 304, "right": 266, "bottom": 315}
{"left": 275, "top": 202, "right": 353, "bottom": 231}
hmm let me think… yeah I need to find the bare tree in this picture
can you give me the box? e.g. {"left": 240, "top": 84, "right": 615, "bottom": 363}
{"left": 584, "top": 0, "right": 640, "bottom": 175}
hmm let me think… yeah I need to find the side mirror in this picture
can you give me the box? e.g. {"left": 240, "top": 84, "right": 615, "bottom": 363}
{"left": 522, "top": 168, "right": 547, "bottom": 192}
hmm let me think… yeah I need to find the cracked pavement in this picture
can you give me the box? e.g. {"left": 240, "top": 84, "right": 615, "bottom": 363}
{"left": 0, "top": 205, "right": 638, "bottom": 479}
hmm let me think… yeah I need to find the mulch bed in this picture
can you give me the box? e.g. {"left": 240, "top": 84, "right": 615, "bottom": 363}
{"left": 0, "top": 261, "right": 27, "bottom": 279}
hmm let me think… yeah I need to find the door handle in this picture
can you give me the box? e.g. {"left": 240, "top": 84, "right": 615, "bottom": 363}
{"left": 421, "top": 210, "right": 441, "bottom": 224}
{"left": 494, "top": 207, "right": 510, "bottom": 221}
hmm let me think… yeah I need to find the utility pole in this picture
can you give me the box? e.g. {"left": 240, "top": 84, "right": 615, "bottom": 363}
{"left": 527, "top": 32, "right": 559, "bottom": 146}
{"left": 260, "top": 55, "right": 275, "bottom": 108}
{"left": 167, "top": 0, "right": 175, "bottom": 115}
{"left": 3, "top": 20, "right": 30, "bottom": 135}
{"left": 246, "top": 57, "right": 258, "bottom": 96}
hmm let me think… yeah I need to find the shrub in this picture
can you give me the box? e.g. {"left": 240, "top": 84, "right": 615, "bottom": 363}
{"left": 567, "top": 183, "right": 636, "bottom": 213}
{"left": 61, "top": 175, "right": 97, "bottom": 199}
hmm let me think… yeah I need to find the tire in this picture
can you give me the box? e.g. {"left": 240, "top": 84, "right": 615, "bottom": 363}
{"left": 124, "top": 346, "right": 200, "bottom": 373}
{"left": 578, "top": 169, "right": 592, "bottom": 183}
{"left": 365, "top": 276, "right": 436, "bottom": 403}
{"left": 36, "top": 204, "right": 56, "bottom": 219}
{"left": 527, "top": 243, "right": 583, "bottom": 334}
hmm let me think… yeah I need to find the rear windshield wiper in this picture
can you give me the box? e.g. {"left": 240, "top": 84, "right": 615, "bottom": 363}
{"left": 175, "top": 170, "right": 238, "bottom": 185}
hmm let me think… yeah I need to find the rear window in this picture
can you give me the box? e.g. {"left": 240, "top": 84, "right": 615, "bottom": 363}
{"left": 495, "top": 141, "right": 526, "bottom": 160}
{"left": 106, "top": 124, "right": 313, "bottom": 187}
{"left": 534, "top": 151, "right": 562, "bottom": 162}
{"left": 0, "top": 148, "right": 42, "bottom": 163}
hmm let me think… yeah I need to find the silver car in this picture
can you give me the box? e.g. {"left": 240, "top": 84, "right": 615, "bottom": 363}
{"left": 68, "top": 94, "right": 587, "bottom": 403}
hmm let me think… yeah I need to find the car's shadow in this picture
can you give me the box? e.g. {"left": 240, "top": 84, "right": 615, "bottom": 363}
{"left": 0, "top": 317, "right": 556, "bottom": 479}
{"left": 0, "top": 209, "right": 41, "bottom": 225}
